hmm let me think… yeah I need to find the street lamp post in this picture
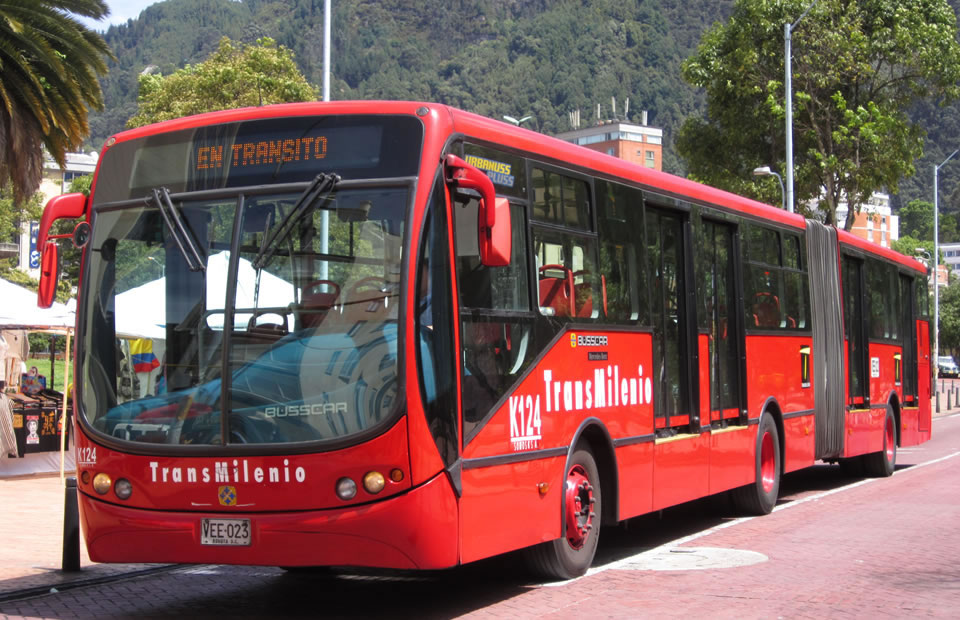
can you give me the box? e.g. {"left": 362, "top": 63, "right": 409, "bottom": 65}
{"left": 784, "top": 0, "right": 821, "bottom": 214}
{"left": 503, "top": 115, "right": 532, "bottom": 127}
{"left": 934, "top": 149, "right": 959, "bottom": 378}
{"left": 753, "top": 166, "right": 785, "bottom": 211}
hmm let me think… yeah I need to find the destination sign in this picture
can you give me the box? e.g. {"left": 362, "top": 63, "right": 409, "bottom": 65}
{"left": 92, "top": 115, "right": 424, "bottom": 205}
{"left": 195, "top": 136, "right": 329, "bottom": 171}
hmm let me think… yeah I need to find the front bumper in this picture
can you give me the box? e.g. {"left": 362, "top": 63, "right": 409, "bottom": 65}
{"left": 79, "top": 472, "right": 459, "bottom": 569}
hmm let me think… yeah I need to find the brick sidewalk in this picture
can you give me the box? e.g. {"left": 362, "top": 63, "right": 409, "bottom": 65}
{"left": 0, "top": 399, "right": 955, "bottom": 603}
{"left": 0, "top": 474, "right": 167, "bottom": 601}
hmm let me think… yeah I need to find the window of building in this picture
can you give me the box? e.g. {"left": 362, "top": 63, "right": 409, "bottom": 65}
{"left": 645, "top": 151, "right": 656, "bottom": 168}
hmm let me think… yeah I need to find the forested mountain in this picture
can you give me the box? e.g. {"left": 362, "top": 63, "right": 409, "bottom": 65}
{"left": 87, "top": 0, "right": 731, "bottom": 174}
{"left": 87, "top": 0, "right": 960, "bottom": 210}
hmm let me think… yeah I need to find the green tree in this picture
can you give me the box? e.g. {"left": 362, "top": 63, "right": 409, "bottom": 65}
{"left": 890, "top": 235, "right": 936, "bottom": 263}
{"left": 677, "top": 0, "right": 960, "bottom": 227}
{"left": 939, "top": 277, "right": 960, "bottom": 358}
{"left": 126, "top": 37, "right": 317, "bottom": 128}
{"left": 899, "top": 200, "right": 935, "bottom": 240}
{"left": 0, "top": 0, "right": 114, "bottom": 203}
{"left": 0, "top": 189, "right": 42, "bottom": 248}
{"left": 896, "top": 199, "right": 960, "bottom": 243}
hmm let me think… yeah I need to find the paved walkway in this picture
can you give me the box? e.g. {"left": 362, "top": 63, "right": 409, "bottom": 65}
{"left": 0, "top": 395, "right": 956, "bottom": 603}
{"left": 0, "top": 474, "right": 169, "bottom": 602}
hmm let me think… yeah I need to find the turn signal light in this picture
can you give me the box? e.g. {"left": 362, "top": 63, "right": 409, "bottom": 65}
{"left": 363, "top": 471, "right": 385, "bottom": 494}
{"left": 80, "top": 471, "right": 90, "bottom": 485}
{"left": 389, "top": 468, "right": 404, "bottom": 483}
{"left": 92, "top": 473, "right": 112, "bottom": 495}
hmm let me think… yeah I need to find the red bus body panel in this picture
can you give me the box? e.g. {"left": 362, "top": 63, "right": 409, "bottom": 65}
{"left": 64, "top": 101, "right": 932, "bottom": 572}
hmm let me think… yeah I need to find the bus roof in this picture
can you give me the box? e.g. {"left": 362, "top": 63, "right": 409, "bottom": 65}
{"left": 102, "top": 100, "right": 925, "bottom": 274}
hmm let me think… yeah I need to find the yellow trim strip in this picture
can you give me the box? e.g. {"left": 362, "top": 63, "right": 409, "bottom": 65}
{"left": 654, "top": 432, "right": 701, "bottom": 445}
{"left": 711, "top": 425, "right": 749, "bottom": 435}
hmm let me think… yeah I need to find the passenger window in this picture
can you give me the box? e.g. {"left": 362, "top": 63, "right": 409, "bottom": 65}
{"left": 533, "top": 231, "right": 598, "bottom": 319}
{"left": 454, "top": 197, "right": 529, "bottom": 310}
{"left": 596, "top": 179, "right": 644, "bottom": 323}
{"left": 531, "top": 168, "right": 590, "bottom": 229}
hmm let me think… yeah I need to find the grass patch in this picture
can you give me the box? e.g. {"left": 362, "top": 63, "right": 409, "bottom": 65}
{"left": 23, "top": 357, "right": 69, "bottom": 394}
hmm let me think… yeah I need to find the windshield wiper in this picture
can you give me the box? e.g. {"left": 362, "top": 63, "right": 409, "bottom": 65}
{"left": 150, "top": 187, "right": 206, "bottom": 273}
{"left": 251, "top": 173, "right": 340, "bottom": 270}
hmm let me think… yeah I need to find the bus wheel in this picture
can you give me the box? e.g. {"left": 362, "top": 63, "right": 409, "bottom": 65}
{"left": 731, "top": 413, "right": 780, "bottom": 515}
{"left": 862, "top": 405, "right": 896, "bottom": 477}
{"left": 523, "top": 448, "right": 601, "bottom": 580}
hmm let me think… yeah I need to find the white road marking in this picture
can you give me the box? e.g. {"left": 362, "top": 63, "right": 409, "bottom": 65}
{"left": 543, "top": 428, "right": 960, "bottom": 586}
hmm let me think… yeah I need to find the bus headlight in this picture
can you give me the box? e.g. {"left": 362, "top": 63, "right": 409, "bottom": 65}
{"left": 92, "top": 473, "right": 112, "bottom": 495}
{"left": 114, "top": 478, "right": 133, "bottom": 500}
{"left": 363, "top": 471, "right": 385, "bottom": 494}
{"left": 336, "top": 477, "right": 357, "bottom": 500}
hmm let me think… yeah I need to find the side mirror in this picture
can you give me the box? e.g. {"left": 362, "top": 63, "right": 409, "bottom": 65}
{"left": 37, "top": 192, "right": 87, "bottom": 309}
{"left": 480, "top": 197, "right": 511, "bottom": 267}
{"left": 37, "top": 193, "right": 87, "bottom": 247}
{"left": 444, "top": 154, "right": 511, "bottom": 267}
{"left": 38, "top": 242, "right": 60, "bottom": 309}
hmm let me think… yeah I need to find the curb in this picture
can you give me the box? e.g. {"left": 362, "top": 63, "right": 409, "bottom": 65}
{"left": 0, "top": 565, "right": 177, "bottom": 604}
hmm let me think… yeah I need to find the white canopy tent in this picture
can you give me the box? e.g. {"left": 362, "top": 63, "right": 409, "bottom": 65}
{"left": 114, "top": 251, "right": 296, "bottom": 339}
{"left": 0, "top": 279, "right": 75, "bottom": 479}
{"left": 0, "top": 279, "right": 74, "bottom": 331}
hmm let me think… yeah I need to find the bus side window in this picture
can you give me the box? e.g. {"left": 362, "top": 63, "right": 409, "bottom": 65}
{"left": 596, "top": 179, "right": 644, "bottom": 323}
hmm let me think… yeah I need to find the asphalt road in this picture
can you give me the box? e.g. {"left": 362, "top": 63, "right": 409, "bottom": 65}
{"left": 2, "top": 413, "right": 958, "bottom": 619}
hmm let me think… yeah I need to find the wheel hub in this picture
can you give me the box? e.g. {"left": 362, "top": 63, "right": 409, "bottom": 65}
{"left": 564, "top": 464, "right": 596, "bottom": 550}
{"left": 760, "top": 431, "right": 776, "bottom": 494}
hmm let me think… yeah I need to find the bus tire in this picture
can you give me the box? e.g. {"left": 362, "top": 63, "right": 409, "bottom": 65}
{"left": 862, "top": 405, "right": 896, "bottom": 477}
{"left": 731, "top": 413, "right": 780, "bottom": 515}
{"left": 523, "top": 448, "right": 601, "bottom": 580}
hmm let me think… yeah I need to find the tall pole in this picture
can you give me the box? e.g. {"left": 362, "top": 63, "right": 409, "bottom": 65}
{"left": 784, "top": 22, "right": 794, "bottom": 213}
{"left": 933, "top": 149, "right": 958, "bottom": 378}
{"left": 784, "top": 1, "right": 820, "bottom": 214}
{"left": 320, "top": 0, "right": 331, "bottom": 283}
{"left": 323, "top": 0, "right": 331, "bottom": 103}
{"left": 935, "top": 162, "right": 940, "bottom": 378}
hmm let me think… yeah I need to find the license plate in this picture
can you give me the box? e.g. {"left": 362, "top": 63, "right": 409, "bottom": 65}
{"left": 200, "top": 518, "right": 251, "bottom": 546}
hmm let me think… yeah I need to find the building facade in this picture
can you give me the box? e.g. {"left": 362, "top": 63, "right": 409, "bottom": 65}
{"left": 555, "top": 118, "right": 663, "bottom": 171}
{"left": 14, "top": 152, "right": 97, "bottom": 277}
{"left": 835, "top": 192, "right": 899, "bottom": 249}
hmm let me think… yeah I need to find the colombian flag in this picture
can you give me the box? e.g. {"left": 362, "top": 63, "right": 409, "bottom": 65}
{"left": 130, "top": 339, "right": 160, "bottom": 373}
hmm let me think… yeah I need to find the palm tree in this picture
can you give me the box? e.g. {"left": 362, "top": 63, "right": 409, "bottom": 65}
{"left": 0, "top": 0, "right": 114, "bottom": 203}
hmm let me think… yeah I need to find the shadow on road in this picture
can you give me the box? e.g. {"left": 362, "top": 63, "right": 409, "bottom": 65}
{"left": 0, "top": 461, "right": 908, "bottom": 619}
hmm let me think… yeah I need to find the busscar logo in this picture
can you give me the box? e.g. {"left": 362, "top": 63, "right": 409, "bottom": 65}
{"left": 570, "top": 333, "right": 608, "bottom": 348}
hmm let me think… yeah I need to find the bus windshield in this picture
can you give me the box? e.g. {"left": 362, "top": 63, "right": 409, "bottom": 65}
{"left": 81, "top": 179, "right": 411, "bottom": 448}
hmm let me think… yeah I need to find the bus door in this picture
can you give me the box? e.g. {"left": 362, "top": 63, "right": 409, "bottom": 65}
{"left": 900, "top": 273, "right": 918, "bottom": 406}
{"left": 702, "top": 220, "right": 743, "bottom": 424}
{"left": 842, "top": 255, "right": 869, "bottom": 407}
{"left": 647, "top": 209, "right": 695, "bottom": 431}
{"left": 648, "top": 206, "right": 710, "bottom": 509}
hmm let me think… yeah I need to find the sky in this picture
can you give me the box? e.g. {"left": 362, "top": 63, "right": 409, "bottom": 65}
{"left": 77, "top": 0, "right": 160, "bottom": 32}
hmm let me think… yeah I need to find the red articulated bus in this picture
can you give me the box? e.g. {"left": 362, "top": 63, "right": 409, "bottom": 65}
{"left": 37, "top": 101, "right": 931, "bottom": 579}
